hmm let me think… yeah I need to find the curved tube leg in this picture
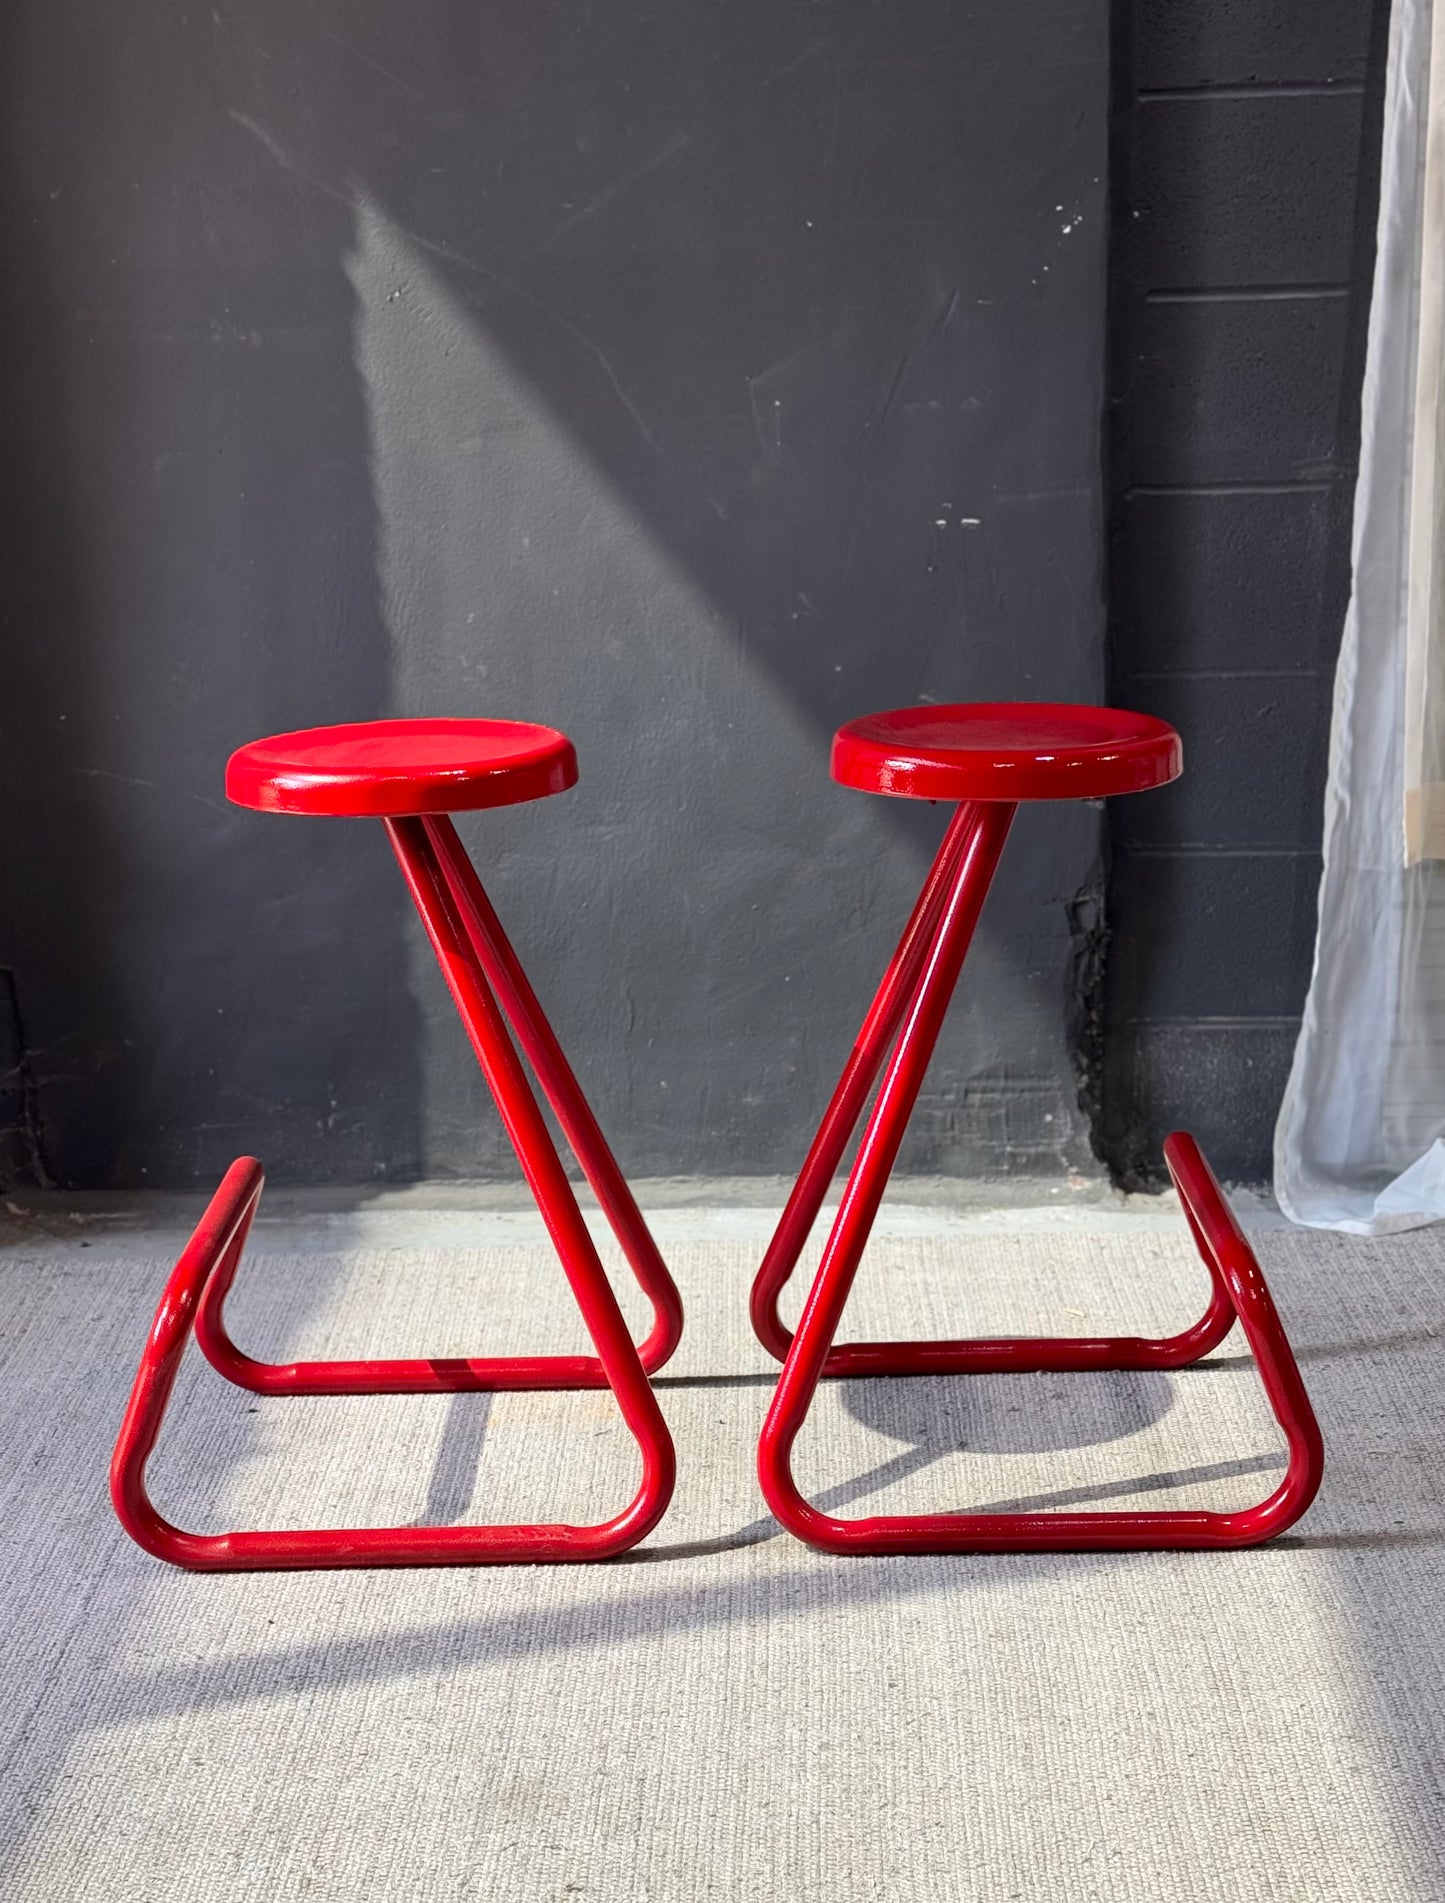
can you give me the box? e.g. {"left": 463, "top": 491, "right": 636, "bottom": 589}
{"left": 749, "top": 798, "right": 1233, "bottom": 1379}
{"left": 195, "top": 814, "right": 682, "bottom": 1395}
{"left": 424, "top": 814, "right": 682, "bottom": 1372}
{"left": 112, "top": 1159, "right": 676, "bottom": 1570}
{"left": 112, "top": 1158, "right": 266, "bottom": 1566}
{"left": 1161, "top": 1130, "right": 1324, "bottom": 1540}
{"left": 757, "top": 1126, "right": 1323, "bottom": 1554}
{"left": 749, "top": 802, "right": 982, "bottom": 1361}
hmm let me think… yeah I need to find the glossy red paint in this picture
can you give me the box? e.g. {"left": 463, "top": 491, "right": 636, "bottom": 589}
{"left": 226, "top": 716, "right": 578, "bottom": 816}
{"left": 754, "top": 704, "right": 1321, "bottom": 1554}
{"left": 832, "top": 700, "right": 1182, "bottom": 802}
{"left": 112, "top": 724, "right": 678, "bottom": 1568}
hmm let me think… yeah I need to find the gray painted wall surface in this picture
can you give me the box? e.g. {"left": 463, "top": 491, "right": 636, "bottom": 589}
{"left": 1102, "top": 0, "right": 1387, "bottom": 1183}
{"left": 0, "top": 3, "right": 1108, "bottom": 1188}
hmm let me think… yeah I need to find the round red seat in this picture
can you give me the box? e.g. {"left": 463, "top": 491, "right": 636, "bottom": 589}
{"left": 831, "top": 701, "right": 1182, "bottom": 802}
{"left": 226, "top": 718, "right": 578, "bottom": 817}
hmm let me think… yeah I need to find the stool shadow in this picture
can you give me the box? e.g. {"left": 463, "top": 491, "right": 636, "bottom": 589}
{"left": 344, "top": 1333, "right": 1445, "bottom": 1561}
{"left": 1194, "top": 1325, "right": 1443, "bottom": 1375}
{"left": 839, "top": 1364, "right": 1176, "bottom": 1460}
{"left": 625, "top": 1365, "right": 1182, "bottom": 1563}
{"left": 653, "top": 1371, "right": 777, "bottom": 1389}
{"left": 409, "top": 1392, "right": 495, "bottom": 1527}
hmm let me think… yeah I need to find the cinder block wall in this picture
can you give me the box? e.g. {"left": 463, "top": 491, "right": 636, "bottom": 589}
{"left": 1101, "top": 0, "right": 1389, "bottom": 1183}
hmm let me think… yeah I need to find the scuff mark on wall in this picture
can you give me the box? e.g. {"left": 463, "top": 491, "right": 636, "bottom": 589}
{"left": 0, "top": 969, "right": 57, "bottom": 1190}
{"left": 1064, "top": 860, "right": 1110, "bottom": 1172}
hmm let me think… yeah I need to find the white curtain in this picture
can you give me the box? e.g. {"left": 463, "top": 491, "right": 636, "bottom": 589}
{"left": 1275, "top": 0, "right": 1445, "bottom": 1233}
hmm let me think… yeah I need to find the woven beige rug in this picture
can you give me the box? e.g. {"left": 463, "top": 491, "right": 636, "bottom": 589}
{"left": 1, "top": 1205, "right": 1442, "bottom": 1900}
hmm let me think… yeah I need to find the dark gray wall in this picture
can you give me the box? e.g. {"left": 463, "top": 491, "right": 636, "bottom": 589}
{"left": 0, "top": 2, "right": 1109, "bottom": 1188}
{"left": 1101, "top": 0, "right": 1388, "bottom": 1183}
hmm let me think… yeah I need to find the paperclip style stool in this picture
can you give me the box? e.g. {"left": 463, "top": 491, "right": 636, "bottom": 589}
{"left": 752, "top": 702, "right": 1324, "bottom": 1554}
{"left": 112, "top": 718, "right": 681, "bottom": 1569}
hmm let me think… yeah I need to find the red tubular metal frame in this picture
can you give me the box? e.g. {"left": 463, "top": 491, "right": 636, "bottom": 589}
{"left": 112, "top": 815, "right": 679, "bottom": 1568}
{"left": 754, "top": 799, "right": 1323, "bottom": 1554}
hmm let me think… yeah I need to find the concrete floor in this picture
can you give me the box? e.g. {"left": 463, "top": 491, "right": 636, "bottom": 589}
{"left": 0, "top": 1181, "right": 1441, "bottom": 1900}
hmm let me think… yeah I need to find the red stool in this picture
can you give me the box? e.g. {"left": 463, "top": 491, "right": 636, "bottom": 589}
{"left": 753, "top": 702, "right": 1323, "bottom": 1554}
{"left": 112, "top": 718, "right": 681, "bottom": 1569}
